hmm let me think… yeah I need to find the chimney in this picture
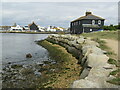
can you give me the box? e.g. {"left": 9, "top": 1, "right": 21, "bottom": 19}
{"left": 85, "top": 12, "right": 92, "bottom": 16}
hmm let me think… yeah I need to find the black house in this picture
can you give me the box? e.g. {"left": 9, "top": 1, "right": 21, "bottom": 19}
{"left": 70, "top": 12, "right": 105, "bottom": 34}
{"left": 28, "top": 22, "right": 39, "bottom": 30}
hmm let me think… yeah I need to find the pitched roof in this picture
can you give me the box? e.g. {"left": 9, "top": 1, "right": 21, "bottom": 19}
{"left": 28, "top": 21, "right": 38, "bottom": 27}
{"left": 71, "top": 12, "right": 105, "bottom": 22}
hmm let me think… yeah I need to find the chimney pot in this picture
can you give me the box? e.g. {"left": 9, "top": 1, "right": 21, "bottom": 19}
{"left": 86, "top": 12, "right": 92, "bottom": 16}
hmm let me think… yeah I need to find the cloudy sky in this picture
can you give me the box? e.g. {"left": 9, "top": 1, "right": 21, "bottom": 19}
{"left": 1, "top": 2, "right": 119, "bottom": 27}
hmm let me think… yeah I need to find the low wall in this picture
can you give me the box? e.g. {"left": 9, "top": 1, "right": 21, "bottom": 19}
{"left": 46, "top": 34, "right": 118, "bottom": 88}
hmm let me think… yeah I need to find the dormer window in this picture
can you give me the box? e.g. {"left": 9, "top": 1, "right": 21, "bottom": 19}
{"left": 98, "top": 20, "right": 101, "bottom": 24}
{"left": 92, "top": 20, "right": 95, "bottom": 25}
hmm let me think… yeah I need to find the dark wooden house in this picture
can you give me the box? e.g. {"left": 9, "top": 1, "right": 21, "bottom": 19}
{"left": 70, "top": 12, "right": 105, "bottom": 34}
{"left": 28, "top": 22, "right": 39, "bottom": 30}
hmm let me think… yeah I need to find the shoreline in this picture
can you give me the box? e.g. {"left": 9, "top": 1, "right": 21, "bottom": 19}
{"left": 0, "top": 31, "right": 69, "bottom": 34}
{"left": 2, "top": 39, "right": 81, "bottom": 88}
{"left": 37, "top": 40, "right": 81, "bottom": 88}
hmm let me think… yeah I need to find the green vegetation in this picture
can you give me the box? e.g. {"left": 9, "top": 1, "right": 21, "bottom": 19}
{"left": 108, "top": 58, "right": 118, "bottom": 67}
{"left": 82, "top": 31, "right": 118, "bottom": 40}
{"left": 109, "top": 69, "right": 120, "bottom": 76}
{"left": 103, "top": 24, "right": 120, "bottom": 31}
{"left": 37, "top": 40, "right": 81, "bottom": 88}
{"left": 107, "top": 78, "right": 120, "bottom": 85}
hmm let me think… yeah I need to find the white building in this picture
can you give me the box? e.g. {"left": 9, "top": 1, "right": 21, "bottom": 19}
{"left": 10, "top": 25, "right": 23, "bottom": 31}
{"left": 57, "top": 27, "right": 64, "bottom": 31}
{"left": 23, "top": 26, "right": 29, "bottom": 30}
{"left": 47, "top": 26, "right": 56, "bottom": 32}
{"left": 38, "top": 26, "right": 45, "bottom": 32}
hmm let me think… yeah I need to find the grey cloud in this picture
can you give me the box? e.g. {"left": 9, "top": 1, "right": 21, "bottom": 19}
{"left": 2, "top": 2, "right": 118, "bottom": 27}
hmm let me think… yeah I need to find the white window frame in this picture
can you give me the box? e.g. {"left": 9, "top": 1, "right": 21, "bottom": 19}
{"left": 90, "top": 29, "right": 92, "bottom": 31}
{"left": 98, "top": 20, "right": 101, "bottom": 24}
{"left": 92, "top": 20, "right": 95, "bottom": 25}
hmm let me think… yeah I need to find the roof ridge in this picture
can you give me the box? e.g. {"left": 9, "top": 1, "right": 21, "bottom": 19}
{"left": 90, "top": 14, "right": 105, "bottom": 20}
{"left": 71, "top": 13, "right": 105, "bottom": 22}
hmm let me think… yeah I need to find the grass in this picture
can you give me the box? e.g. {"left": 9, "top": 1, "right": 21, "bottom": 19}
{"left": 81, "top": 30, "right": 118, "bottom": 40}
{"left": 109, "top": 69, "right": 120, "bottom": 76}
{"left": 37, "top": 40, "right": 81, "bottom": 88}
{"left": 107, "top": 78, "right": 120, "bottom": 85}
{"left": 108, "top": 58, "right": 118, "bottom": 67}
{"left": 91, "top": 38, "right": 109, "bottom": 50}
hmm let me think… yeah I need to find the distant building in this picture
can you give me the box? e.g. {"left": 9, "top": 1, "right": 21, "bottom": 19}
{"left": 28, "top": 22, "right": 39, "bottom": 30}
{"left": 47, "top": 26, "right": 56, "bottom": 32}
{"left": 10, "top": 25, "right": 23, "bottom": 31}
{"left": 70, "top": 12, "right": 105, "bottom": 34}
{"left": 38, "top": 25, "right": 45, "bottom": 32}
{"left": 23, "top": 26, "right": 29, "bottom": 30}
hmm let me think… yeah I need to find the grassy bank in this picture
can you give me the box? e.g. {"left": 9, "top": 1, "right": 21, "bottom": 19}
{"left": 37, "top": 40, "right": 81, "bottom": 88}
{"left": 81, "top": 31, "right": 119, "bottom": 40}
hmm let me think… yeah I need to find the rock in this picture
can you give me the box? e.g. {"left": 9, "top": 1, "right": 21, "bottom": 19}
{"left": 26, "top": 53, "right": 32, "bottom": 58}
{"left": 34, "top": 70, "right": 41, "bottom": 76}
{"left": 46, "top": 34, "right": 118, "bottom": 88}
{"left": 76, "top": 38, "right": 85, "bottom": 44}
{"left": 80, "top": 67, "right": 91, "bottom": 79}
{"left": 82, "top": 45, "right": 104, "bottom": 55}
{"left": 11, "top": 64, "right": 23, "bottom": 69}
{"left": 72, "top": 79, "right": 100, "bottom": 88}
{"left": 84, "top": 39, "right": 99, "bottom": 47}
{"left": 43, "top": 61, "right": 51, "bottom": 64}
{"left": 8, "top": 62, "right": 12, "bottom": 64}
{"left": 87, "top": 53, "right": 109, "bottom": 68}
{"left": 20, "top": 68, "right": 33, "bottom": 75}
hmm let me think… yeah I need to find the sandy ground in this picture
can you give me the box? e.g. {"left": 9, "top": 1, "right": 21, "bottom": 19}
{"left": 102, "top": 39, "right": 119, "bottom": 60}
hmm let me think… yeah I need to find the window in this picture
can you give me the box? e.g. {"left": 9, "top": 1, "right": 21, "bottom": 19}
{"left": 90, "top": 29, "right": 92, "bottom": 31}
{"left": 74, "top": 22, "right": 75, "bottom": 26}
{"left": 79, "top": 21, "right": 81, "bottom": 25}
{"left": 92, "top": 20, "right": 95, "bottom": 25}
{"left": 98, "top": 20, "right": 101, "bottom": 24}
{"left": 76, "top": 22, "right": 78, "bottom": 25}
{"left": 73, "top": 23, "right": 74, "bottom": 26}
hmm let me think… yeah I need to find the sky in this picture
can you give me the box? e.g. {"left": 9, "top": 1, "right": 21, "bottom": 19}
{"left": 1, "top": 2, "right": 119, "bottom": 28}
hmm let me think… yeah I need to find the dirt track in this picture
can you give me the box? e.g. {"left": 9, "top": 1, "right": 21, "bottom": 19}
{"left": 102, "top": 39, "right": 119, "bottom": 59}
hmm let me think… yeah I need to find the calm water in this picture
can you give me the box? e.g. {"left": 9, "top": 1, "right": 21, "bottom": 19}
{"left": 1, "top": 33, "right": 50, "bottom": 66}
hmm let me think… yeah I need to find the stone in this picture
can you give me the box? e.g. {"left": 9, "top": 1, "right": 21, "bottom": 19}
{"left": 72, "top": 79, "right": 100, "bottom": 88}
{"left": 26, "top": 53, "right": 32, "bottom": 58}
{"left": 76, "top": 38, "right": 85, "bottom": 44}
{"left": 11, "top": 64, "right": 23, "bottom": 69}
{"left": 20, "top": 68, "right": 33, "bottom": 75}
{"left": 87, "top": 53, "right": 109, "bottom": 68}
{"left": 80, "top": 67, "right": 91, "bottom": 79}
{"left": 82, "top": 45, "right": 104, "bottom": 55}
{"left": 84, "top": 39, "right": 99, "bottom": 47}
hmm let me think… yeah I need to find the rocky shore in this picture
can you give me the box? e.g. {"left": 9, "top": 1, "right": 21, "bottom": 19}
{"left": 2, "top": 59, "right": 58, "bottom": 88}
{"left": 45, "top": 34, "right": 119, "bottom": 88}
